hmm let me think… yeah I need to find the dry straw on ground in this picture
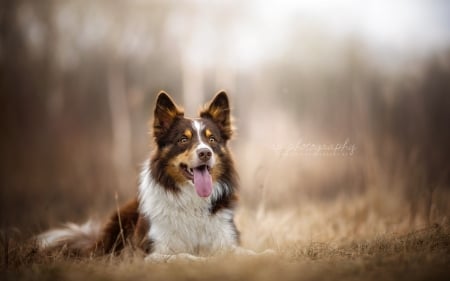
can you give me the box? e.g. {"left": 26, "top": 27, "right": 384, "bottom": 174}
{"left": 1, "top": 193, "right": 449, "bottom": 281}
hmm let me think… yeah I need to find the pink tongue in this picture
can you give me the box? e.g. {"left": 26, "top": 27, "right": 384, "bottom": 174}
{"left": 193, "top": 166, "right": 212, "bottom": 197}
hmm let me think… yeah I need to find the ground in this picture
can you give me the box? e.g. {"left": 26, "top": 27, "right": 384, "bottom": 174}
{"left": 1, "top": 196, "right": 449, "bottom": 281}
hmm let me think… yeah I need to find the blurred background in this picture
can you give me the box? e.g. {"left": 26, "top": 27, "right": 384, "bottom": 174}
{"left": 1, "top": 0, "right": 449, "bottom": 242}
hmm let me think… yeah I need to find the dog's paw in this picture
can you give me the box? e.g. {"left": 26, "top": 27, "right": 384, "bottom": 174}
{"left": 232, "top": 247, "right": 277, "bottom": 257}
{"left": 144, "top": 253, "right": 170, "bottom": 263}
{"left": 260, "top": 249, "right": 276, "bottom": 256}
{"left": 145, "top": 253, "right": 207, "bottom": 263}
{"left": 166, "top": 253, "right": 207, "bottom": 263}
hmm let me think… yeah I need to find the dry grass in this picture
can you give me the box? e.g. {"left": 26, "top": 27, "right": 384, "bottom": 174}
{"left": 1, "top": 194, "right": 449, "bottom": 281}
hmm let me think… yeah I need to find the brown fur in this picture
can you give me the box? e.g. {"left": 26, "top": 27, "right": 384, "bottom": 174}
{"left": 92, "top": 199, "right": 151, "bottom": 255}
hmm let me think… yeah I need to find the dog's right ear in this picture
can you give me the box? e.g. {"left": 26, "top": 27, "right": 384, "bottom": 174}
{"left": 153, "top": 91, "right": 183, "bottom": 140}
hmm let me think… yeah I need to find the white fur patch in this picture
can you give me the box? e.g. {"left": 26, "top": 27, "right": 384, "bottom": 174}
{"left": 36, "top": 220, "right": 101, "bottom": 250}
{"left": 191, "top": 119, "right": 215, "bottom": 168}
{"left": 138, "top": 161, "right": 237, "bottom": 257}
{"left": 192, "top": 120, "right": 212, "bottom": 150}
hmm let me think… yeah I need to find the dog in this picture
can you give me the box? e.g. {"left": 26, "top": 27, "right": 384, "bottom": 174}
{"left": 37, "top": 91, "right": 245, "bottom": 261}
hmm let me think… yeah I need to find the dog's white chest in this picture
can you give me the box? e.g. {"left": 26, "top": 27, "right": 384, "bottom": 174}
{"left": 138, "top": 166, "right": 237, "bottom": 256}
{"left": 149, "top": 201, "right": 235, "bottom": 255}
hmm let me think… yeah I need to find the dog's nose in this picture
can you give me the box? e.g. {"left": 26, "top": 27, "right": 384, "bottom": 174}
{"left": 197, "top": 148, "right": 212, "bottom": 162}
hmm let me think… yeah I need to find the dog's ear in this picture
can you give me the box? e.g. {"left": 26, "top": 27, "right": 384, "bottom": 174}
{"left": 153, "top": 91, "right": 183, "bottom": 140}
{"left": 200, "top": 90, "right": 233, "bottom": 140}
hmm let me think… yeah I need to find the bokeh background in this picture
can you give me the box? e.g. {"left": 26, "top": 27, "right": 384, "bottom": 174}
{"left": 1, "top": 0, "right": 449, "bottom": 247}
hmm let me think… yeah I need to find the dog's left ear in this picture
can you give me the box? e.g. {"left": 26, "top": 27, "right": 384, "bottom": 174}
{"left": 200, "top": 90, "right": 233, "bottom": 140}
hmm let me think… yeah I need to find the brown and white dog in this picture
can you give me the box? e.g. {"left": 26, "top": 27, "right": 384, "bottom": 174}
{"left": 37, "top": 91, "right": 244, "bottom": 261}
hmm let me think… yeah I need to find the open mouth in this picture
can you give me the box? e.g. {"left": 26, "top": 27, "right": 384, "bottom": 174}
{"left": 180, "top": 163, "right": 211, "bottom": 181}
{"left": 179, "top": 163, "right": 212, "bottom": 197}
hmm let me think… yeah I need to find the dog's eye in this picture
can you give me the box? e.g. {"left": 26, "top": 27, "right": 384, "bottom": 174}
{"left": 178, "top": 136, "right": 189, "bottom": 144}
{"left": 208, "top": 136, "right": 216, "bottom": 143}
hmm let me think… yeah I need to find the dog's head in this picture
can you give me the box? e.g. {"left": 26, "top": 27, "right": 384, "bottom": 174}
{"left": 150, "top": 91, "right": 236, "bottom": 198}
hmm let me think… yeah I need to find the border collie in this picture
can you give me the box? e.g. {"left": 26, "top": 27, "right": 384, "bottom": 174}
{"left": 38, "top": 91, "right": 244, "bottom": 261}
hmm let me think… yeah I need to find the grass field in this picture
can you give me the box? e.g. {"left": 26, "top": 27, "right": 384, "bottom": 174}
{"left": 1, "top": 193, "right": 449, "bottom": 281}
